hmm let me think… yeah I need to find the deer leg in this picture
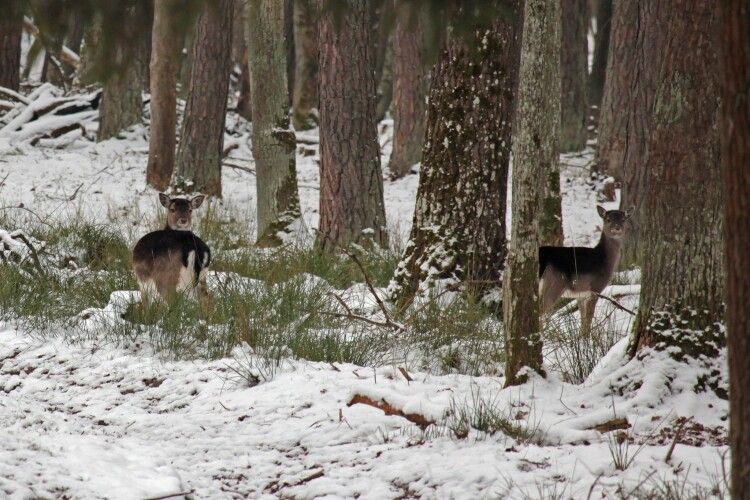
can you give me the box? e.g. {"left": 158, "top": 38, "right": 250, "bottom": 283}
{"left": 539, "top": 268, "right": 566, "bottom": 330}
{"left": 577, "top": 292, "right": 598, "bottom": 337}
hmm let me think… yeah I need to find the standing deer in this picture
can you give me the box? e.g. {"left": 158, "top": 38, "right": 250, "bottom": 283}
{"left": 132, "top": 193, "right": 211, "bottom": 305}
{"left": 539, "top": 206, "right": 632, "bottom": 334}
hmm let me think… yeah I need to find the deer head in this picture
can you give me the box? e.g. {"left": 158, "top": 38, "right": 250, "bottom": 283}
{"left": 159, "top": 193, "right": 205, "bottom": 231}
{"left": 597, "top": 205, "right": 633, "bottom": 240}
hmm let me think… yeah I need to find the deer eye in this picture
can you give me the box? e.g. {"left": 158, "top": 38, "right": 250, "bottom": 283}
{"left": 170, "top": 208, "right": 175, "bottom": 213}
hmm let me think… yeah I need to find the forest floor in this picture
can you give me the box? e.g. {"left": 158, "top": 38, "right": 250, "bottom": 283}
{"left": 0, "top": 114, "right": 729, "bottom": 499}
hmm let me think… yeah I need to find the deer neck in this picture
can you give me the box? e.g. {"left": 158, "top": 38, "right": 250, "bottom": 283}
{"left": 597, "top": 232, "right": 622, "bottom": 276}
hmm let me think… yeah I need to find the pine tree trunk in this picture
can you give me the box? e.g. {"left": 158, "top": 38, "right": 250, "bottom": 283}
{"left": 172, "top": 0, "right": 234, "bottom": 197}
{"left": 284, "top": 0, "right": 295, "bottom": 108}
{"left": 560, "top": 0, "right": 588, "bottom": 153}
{"left": 388, "top": 4, "right": 426, "bottom": 180}
{"left": 719, "top": 2, "right": 750, "bottom": 494}
{"left": 247, "top": 0, "right": 301, "bottom": 247}
{"left": 504, "top": 0, "right": 560, "bottom": 386}
{"left": 588, "top": 0, "right": 611, "bottom": 107}
{"left": 147, "top": 0, "right": 181, "bottom": 190}
{"left": 98, "top": 8, "right": 147, "bottom": 141}
{"left": 234, "top": 1, "right": 252, "bottom": 122}
{"left": 291, "top": 0, "right": 318, "bottom": 130}
{"left": 316, "top": 0, "right": 388, "bottom": 251}
{"left": 629, "top": 2, "right": 724, "bottom": 367}
{"left": 388, "top": 4, "right": 521, "bottom": 303}
{"left": 237, "top": 48, "right": 253, "bottom": 121}
{"left": 0, "top": 1, "right": 22, "bottom": 91}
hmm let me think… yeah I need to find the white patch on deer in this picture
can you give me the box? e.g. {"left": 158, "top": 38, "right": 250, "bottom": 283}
{"left": 177, "top": 251, "right": 197, "bottom": 292}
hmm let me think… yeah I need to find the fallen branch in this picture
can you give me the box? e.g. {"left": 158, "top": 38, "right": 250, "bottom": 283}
{"left": 348, "top": 394, "right": 434, "bottom": 429}
{"left": 22, "top": 17, "right": 81, "bottom": 69}
{"left": 143, "top": 491, "right": 195, "bottom": 500}
{"left": 340, "top": 247, "right": 397, "bottom": 327}
{"left": 664, "top": 417, "right": 691, "bottom": 463}
{"left": 222, "top": 161, "right": 256, "bottom": 175}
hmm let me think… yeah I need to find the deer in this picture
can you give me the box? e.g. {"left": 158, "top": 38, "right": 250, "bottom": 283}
{"left": 538, "top": 205, "right": 632, "bottom": 335}
{"left": 132, "top": 193, "right": 211, "bottom": 306}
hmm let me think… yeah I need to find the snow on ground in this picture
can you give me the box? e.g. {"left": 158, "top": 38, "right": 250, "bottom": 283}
{"left": 0, "top": 115, "right": 729, "bottom": 498}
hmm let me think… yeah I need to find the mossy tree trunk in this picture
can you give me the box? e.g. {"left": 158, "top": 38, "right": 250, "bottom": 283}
{"left": 388, "top": 3, "right": 522, "bottom": 303}
{"left": 97, "top": 7, "right": 148, "bottom": 142}
{"left": 719, "top": 1, "right": 750, "bottom": 494}
{"left": 247, "top": 0, "right": 301, "bottom": 247}
{"left": 172, "top": 0, "right": 234, "bottom": 197}
{"left": 0, "top": 1, "right": 22, "bottom": 91}
{"left": 292, "top": 0, "right": 318, "bottom": 130}
{"left": 560, "top": 0, "right": 588, "bottom": 153}
{"left": 316, "top": 0, "right": 388, "bottom": 252}
{"left": 504, "top": 0, "right": 560, "bottom": 387}
{"left": 629, "top": 2, "right": 724, "bottom": 368}
{"left": 588, "top": 0, "right": 611, "bottom": 107}
{"left": 388, "top": 2, "right": 426, "bottom": 180}
{"left": 147, "top": 0, "right": 181, "bottom": 190}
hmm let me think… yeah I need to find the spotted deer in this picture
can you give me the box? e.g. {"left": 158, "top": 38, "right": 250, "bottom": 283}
{"left": 538, "top": 206, "right": 632, "bottom": 334}
{"left": 132, "top": 193, "right": 211, "bottom": 305}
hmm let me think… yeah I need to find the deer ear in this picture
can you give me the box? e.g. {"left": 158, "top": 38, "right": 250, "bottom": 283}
{"left": 191, "top": 194, "right": 205, "bottom": 209}
{"left": 597, "top": 205, "right": 607, "bottom": 218}
{"left": 159, "top": 193, "right": 170, "bottom": 208}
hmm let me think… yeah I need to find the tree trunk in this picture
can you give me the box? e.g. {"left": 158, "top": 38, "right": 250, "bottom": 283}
{"left": 719, "top": 1, "right": 750, "bottom": 495}
{"left": 0, "top": 1, "right": 23, "bottom": 91}
{"left": 172, "top": 0, "right": 234, "bottom": 197}
{"left": 375, "top": 30, "right": 394, "bottom": 122}
{"left": 388, "top": 3, "right": 522, "bottom": 303}
{"left": 247, "top": 0, "right": 301, "bottom": 247}
{"left": 629, "top": 2, "right": 724, "bottom": 368}
{"left": 147, "top": 0, "right": 181, "bottom": 190}
{"left": 284, "top": 0, "right": 295, "bottom": 108}
{"left": 560, "top": 0, "right": 588, "bottom": 153}
{"left": 588, "top": 0, "right": 611, "bottom": 107}
{"left": 291, "top": 0, "right": 318, "bottom": 130}
{"left": 97, "top": 8, "right": 147, "bottom": 141}
{"left": 316, "top": 0, "right": 388, "bottom": 251}
{"left": 504, "top": 0, "right": 560, "bottom": 387}
{"left": 596, "top": 0, "right": 638, "bottom": 180}
{"left": 233, "top": 1, "right": 252, "bottom": 121}
{"left": 388, "top": 3, "right": 426, "bottom": 180}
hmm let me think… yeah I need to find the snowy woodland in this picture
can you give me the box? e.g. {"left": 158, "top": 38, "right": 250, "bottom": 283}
{"left": 0, "top": 1, "right": 748, "bottom": 499}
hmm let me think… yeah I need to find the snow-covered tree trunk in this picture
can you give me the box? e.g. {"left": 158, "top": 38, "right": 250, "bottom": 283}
{"left": 504, "top": 0, "right": 560, "bottom": 386}
{"left": 97, "top": 6, "right": 148, "bottom": 142}
{"left": 588, "top": 0, "right": 611, "bottom": 107}
{"left": 560, "top": 0, "right": 588, "bottom": 153}
{"left": 172, "top": 0, "right": 234, "bottom": 197}
{"left": 247, "top": 0, "right": 301, "bottom": 247}
{"left": 388, "top": 6, "right": 522, "bottom": 303}
{"left": 629, "top": 2, "right": 724, "bottom": 370}
{"left": 0, "top": 1, "right": 22, "bottom": 91}
{"left": 388, "top": 3, "right": 426, "bottom": 180}
{"left": 147, "top": 0, "right": 181, "bottom": 190}
{"left": 316, "top": 0, "right": 388, "bottom": 251}
{"left": 291, "top": 0, "right": 318, "bottom": 131}
{"left": 720, "top": 1, "right": 750, "bottom": 494}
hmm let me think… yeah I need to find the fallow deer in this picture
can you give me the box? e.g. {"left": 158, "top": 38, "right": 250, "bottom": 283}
{"left": 132, "top": 193, "right": 211, "bottom": 305}
{"left": 539, "top": 205, "right": 632, "bottom": 334}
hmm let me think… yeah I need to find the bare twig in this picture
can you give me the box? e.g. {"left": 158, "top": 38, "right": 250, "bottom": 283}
{"left": 10, "top": 232, "right": 45, "bottom": 276}
{"left": 596, "top": 293, "right": 636, "bottom": 316}
{"left": 222, "top": 161, "right": 256, "bottom": 175}
{"left": 664, "top": 417, "right": 692, "bottom": 463}
{"left": 398, "top": 367, "right": 413, "bottom": 382}
{"left": 340, "top": 247, "right": 393, "bottom": 324}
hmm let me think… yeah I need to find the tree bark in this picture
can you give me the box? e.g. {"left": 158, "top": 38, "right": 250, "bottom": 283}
{"left": 147, "top": 0, "right": 181, "bottom": 190}
{"left": 316, "top": 0, "right": 388, "bottom": 251}
{"left": 388, "top": 3, "right": 521, "bottom": 303}
{"left": 247, "top": 0, "right": 301, "bottom": 246}
{"left": 629, "top": 2, "right": 724, "bottom": 368}
{"left": 560, "top": 0, "right": 588, "bottom": 153}
{"left": 0, "top": 1, "right": 23, "bottom": 91}
{"left": 504, "top": 0, "right": 560, "bottom": 386}
{"left": 172, "top": 0, "right": 234, "bottom": 197}
{"left": 720, "top": 2, "right": 750, "bottom": 495}
{"left": 97, "top": 8, "right": 147, "bottom": 141}
{"left": 588, "top": 0, "right": 610, "bottom": 107}
{"left": 291, "top": 0, "right": 318, "bottom": 130}
{"left": 388, "top": 3, "right": 426, "bottom": 180}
